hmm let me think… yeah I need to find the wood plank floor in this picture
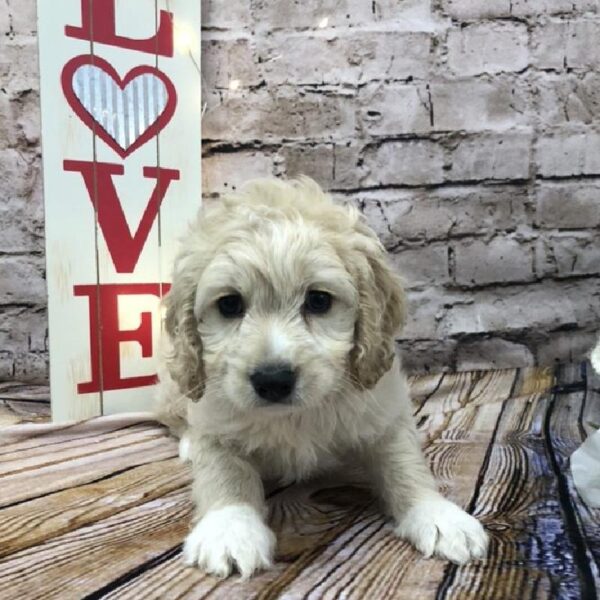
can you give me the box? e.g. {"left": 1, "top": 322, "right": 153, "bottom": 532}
{"left": 0, "top": 382, "right": 50, "bottom": 427}
{"left": 0, "top": 365, "right": 598, "bottom": 599}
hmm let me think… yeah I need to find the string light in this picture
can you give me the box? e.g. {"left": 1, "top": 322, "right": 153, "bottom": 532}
{"left": 173, "top": 20, "right": 195, "bottom": 54}
{"left": 318, "top": 16, "right": 329, "bottom": 28}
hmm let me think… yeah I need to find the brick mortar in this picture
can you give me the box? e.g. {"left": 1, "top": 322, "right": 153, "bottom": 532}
{"left": 0, "top": 0, "right": 599, "bottom": 382}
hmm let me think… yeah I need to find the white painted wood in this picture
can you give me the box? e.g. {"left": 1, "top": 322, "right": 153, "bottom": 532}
{"left": 157, "top": 0, "right": 203, "bottom": 278}
{"left": 38, "top": 0, "right": 202, "bottom": 421}
{"left": 103, "top": 0, "right": 202, "bottom": 415}
{"left": 38, "top": 0, "right": 102, "bottom": 423}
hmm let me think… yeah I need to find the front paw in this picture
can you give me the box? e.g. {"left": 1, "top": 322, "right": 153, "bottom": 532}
{"left": 395, "top": 497, "right": 488, "bottom": 564}
{"left": 183, "top": 504, "right": 276, "bottom": 578}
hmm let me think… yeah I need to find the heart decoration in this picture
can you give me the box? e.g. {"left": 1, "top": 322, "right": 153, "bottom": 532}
{"left": 61, "top": 55, "right": 177, "bottom": 159}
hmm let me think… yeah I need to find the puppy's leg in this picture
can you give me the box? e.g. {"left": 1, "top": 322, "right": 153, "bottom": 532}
{"left": 183, "top": 438, "right": 275, "bottom": 578}
{"left": 364, "top": 414, "right": 489, "bottom": 564}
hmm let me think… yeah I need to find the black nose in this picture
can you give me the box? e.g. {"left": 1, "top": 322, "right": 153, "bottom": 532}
{"left": 250, "top": 364, "right": 296, "bottom": 403}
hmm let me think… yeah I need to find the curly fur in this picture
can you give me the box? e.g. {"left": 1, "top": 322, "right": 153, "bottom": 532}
{"left": 155, "top": 177, "right": 488, "bottom": 577}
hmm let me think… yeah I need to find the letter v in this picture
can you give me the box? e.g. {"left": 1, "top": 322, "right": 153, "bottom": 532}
{"left": 64, "top": 160, "right": 180, "bottom": 273}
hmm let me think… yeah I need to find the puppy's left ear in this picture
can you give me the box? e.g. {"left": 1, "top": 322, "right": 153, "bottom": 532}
{"left": 349, "top": 224, "right": 406, "bottom": 389}
{"left": 163, "top": 269, "right": 206, "bottom": 402}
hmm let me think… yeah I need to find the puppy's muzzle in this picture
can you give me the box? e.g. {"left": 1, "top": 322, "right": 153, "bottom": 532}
{"left": 250, "top": 363, "right": 296, "bottom": 404}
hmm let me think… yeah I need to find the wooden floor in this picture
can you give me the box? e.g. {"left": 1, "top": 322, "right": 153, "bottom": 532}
{"left": 0, "top": 364, "right": 599, "bottom": 599}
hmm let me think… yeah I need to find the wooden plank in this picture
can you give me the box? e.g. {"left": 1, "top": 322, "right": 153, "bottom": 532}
{"left": 0, "top": 457, "right": 190, "bottom": 560}
{"left": 418, "top": 370, "right": 515, "bottom": 448}
{"left": 436, "top": 364, "right": 600, "bottom": 599}
{"left": 0, "top": 382, "right": 50, "bottom": 402}
{"left": 2, "top": 367, "right": 594, "bottom": 599}
{"left": 512, "top": 366, "right": 554, "bottom": 397}
{"left": 0, "top": 489, "right": 192, "bottom": 600}
{"left": 434, "top": 366, "right": 556, "bottom": 599}
{"left": 408, "top": 372, "right": 444, "bottom": 408}
{"left": 415, "top": 370, "right": 482, "bottom": 417}
{"left": 155, "top": 0, "right": 203, "bottom": 306}
{"left": 38, "top": 0, "right": 103, "bottom": 421}
{"left": 100, "top": 481, "right": 377, "bottom": 600}
{"left": 92, "top": 0, "right": 201, "bottom": 417}
{"left": 0, "top": 423, "right": 177, "bottom": 507}
{"left": 38, "top": 0, "right": 202, "bottom": 422}
{"left": 0, "top": 400, "right": 50, "bottom": 427}
{"left": 0, "top": 420, "right": 162, "bottom": 467}
{"left": 101, "top": 371, "right": 516, "bottom": 598}
{"left": 0, "top": 412, "right": 155, "bottom": 447}
{"left": 90, "top": 0, "right": 162, "bottom": 416}
{"left": 469, "top": 369, "right": 519, "bottom": 407}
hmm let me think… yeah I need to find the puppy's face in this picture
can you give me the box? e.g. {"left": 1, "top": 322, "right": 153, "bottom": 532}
{"left": 164, "top": 178, "right": 406, "bottom": 412}
{"left": 194, "top": 220, "right": 358, "bottom": 411}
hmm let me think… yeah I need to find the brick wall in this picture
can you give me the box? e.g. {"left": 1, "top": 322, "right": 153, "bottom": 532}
{"left": 1, "top": 1, "right": 599, "bottom": 382}
{"left": 0, "top": 0, "right": 46, "bottom": 382}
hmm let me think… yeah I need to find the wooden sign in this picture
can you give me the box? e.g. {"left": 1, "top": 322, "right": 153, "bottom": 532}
{"left": 37, "top": 0, "right": 202, "bottom": 422}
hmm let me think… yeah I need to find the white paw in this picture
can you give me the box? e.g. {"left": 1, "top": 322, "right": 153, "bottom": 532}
{"left": 183, "top": 504, "right": 276, "bottom": 578}
{"left": 178, "top": 434, "right": 191, "bottom": 462}
{"left": 395, "top": 497, "right": 489, "bottom": 564}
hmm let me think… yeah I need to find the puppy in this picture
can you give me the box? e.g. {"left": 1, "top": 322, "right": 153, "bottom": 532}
{"left": 592, "top": 337, "right": 600, "bottom": 374}
{"left": 155, "top": 177, "right": 488, "bottom": 578}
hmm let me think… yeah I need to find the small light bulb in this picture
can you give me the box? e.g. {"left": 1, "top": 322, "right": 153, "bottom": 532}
{"left": 318, "top": 16, "right": 329, "bottom": 28}
{"left": 174, "top": 21, "right": 195, "bottom": 53}
{"left": 229, "top": 79, "right": 240, "bottom": 91}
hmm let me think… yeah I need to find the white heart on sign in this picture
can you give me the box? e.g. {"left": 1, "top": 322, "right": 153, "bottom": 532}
{"left": 72, "top": 64, "right": 169, "bottom": 151}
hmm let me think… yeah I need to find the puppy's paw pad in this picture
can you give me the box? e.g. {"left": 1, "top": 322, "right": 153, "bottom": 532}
{"left": 395, "top": 497, "right": 488, "bottom": 564}
{"left": 178, "top": 434, "right": 191, "bottom": 462}
{"left": 183, "top": 504, "right": 275, "bottom": 578}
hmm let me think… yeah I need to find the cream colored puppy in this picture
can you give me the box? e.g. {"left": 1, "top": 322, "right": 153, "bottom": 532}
{"left": 156, "top": 178, "right": 488, "bottom": 578}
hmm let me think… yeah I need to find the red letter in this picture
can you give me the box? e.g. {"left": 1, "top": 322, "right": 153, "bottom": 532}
{"left": 65, "top": 0, "right": 173, "bottom": 57}
{"left": 75, "top": 283, "right": 170, "bottom": 393}
{"left": 64, "top": 160, "right": 180, "bottom": 273}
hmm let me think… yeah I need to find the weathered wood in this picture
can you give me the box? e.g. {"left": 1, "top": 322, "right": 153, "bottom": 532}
{"left": 415, "top": 370, "right": 481, "bottom": 417}
{"left": 98, "top": 370, "right": 517, "bottom": 599}
{"left": 0, "top": 421, "right": 163, "bottom": 470}
{"left": 0, "top": 457, "right": 190, "bottom": 560}
{"left": 38, "top": 0, "right": 202, "bottom": 421}
{"left": 0, "top": 421, "right": 177, "bottom": 507}
{"left": 0, "top": 489, "right": 192, "bottom": 600}
{"left": 0, "top": 382, "right": 50, "bottom": 402}
{"left": 0, "top": 367, "right": 597, "bottom": 599}
{"left": 0, "top": 411, "right": 156, "bottom": 447}
{"left": 0, "top": 399, "right": 50, "bottom": 427}
{"left": 437, "top": 363, "right": 600, "bottom": 599}
{"left": 409, "top": 372, "right": 445, "bottom": 410}
{"left": 435, "top": 364, "right": 558, "bottom": 599}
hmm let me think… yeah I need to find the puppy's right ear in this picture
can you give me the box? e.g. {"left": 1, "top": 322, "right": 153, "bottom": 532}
{"left": 163, "top": 272, "right": 205, "bottom": 401}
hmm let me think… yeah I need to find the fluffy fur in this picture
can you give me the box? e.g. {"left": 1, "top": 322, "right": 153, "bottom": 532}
{"left": 155, "top": 177, "right": 488, "bottom": 578}
{"left": 591, "top": 337, "right": 600, "bottom": 375}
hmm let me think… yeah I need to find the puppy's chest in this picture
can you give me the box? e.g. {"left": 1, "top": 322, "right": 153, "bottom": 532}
{"left": 225, "top": 420, "right": 353, "bottom": 482}
{"left": 250, "top": 439, "right": 342, "bottom": 482}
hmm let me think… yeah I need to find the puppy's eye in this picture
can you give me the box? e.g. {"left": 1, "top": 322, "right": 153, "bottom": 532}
{"left": 305, "top": 290, "right": 332, "bottom": 315}
{"left": 217, "top": 294, "right": 245, "bottom": 318}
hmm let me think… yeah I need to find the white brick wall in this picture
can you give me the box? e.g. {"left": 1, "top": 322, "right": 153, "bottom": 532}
{"left": 1, "top": 0, "right": 599, "bottom": 381}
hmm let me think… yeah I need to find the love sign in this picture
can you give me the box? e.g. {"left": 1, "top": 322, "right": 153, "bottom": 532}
{"left": 37, "top": 0, "right": 201, "bottom": 422}
{"left": 62, "top": 55, "right": 177, "bottom": 159}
